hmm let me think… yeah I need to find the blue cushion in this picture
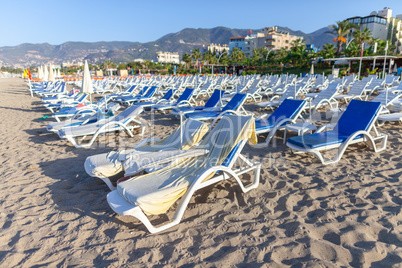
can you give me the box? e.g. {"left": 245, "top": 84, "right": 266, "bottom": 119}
{"left": 288, "top": 100, "right": 381, "bottom": 149}
{"left": 222, "top": 93, "right": 246, "bottom": 111}
{"left": 288, "top": 131, "right": 349, "bottom": 149}
{"left": 204, "top": 89, "right": 224, "bottom": 108}
{"left": 255, "top": 119, "right": 275, "bottom": 132}
{"left": 255, "top": 99, "right": 305, "bottom": 133}
{"left": 335, "top": 99, "right": 381, "bottom": 136}
{"left": 184, "top": 111, "right": 220, "bottom": 119}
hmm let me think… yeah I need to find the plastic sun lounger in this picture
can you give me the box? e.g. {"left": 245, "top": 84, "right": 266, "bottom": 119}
{"left": 106, "top": 114, "right": 261, "bottom": 233}
{"left": 114, "top": 86, "right": 148, "bottom": 103}
{"left": 151, "top": 88, "right": 195, "bottom": 114}
{"left": 286, "top": 100, "right": 388, "bottom": 165}
{"left": 121, "top": 86, "right": 157, "bottom": 105}
{"left": 51, "top": 95, "right": 115, "bottom": 122}
{"left": 184, "top": 93, "right": 247, "bottom": 121}
{"left": 171, "top": 89, "right": 225, "bottom": 115}
{"left": 110, "top": 85, "right": 138, "bottom": 101}
{"left": 252, "top": 99, "right": 307, "bottom": 148}
{"left": 58, "top": 105, "right": 146, "bottom": 148}
{"left": 134, "top": 88, "right": 175, "bottom": 109}
{"left": 47, "top": 102, "right": 121, "bottom": 133}
{"left": 45, "top": 93, "right": 89, "bottom": 113}
{"left": 84, "top": 118, "right": 209, "bottom": 190}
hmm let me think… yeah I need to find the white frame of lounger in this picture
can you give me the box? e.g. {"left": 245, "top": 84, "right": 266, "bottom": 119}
{"left": 251, "top": 101, "right": 307, "bottom": 148}
{"left": 286, "top": 116, "right": 388, "bottom": 165}
{"left": 107, "top": 140, "right": 261, "bottom": 234}
{"left": 64, "top": 117, "right": 145, "bottom": 148}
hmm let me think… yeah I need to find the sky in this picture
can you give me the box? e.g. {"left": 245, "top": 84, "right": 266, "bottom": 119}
{"left": 1, "top": 0, "right": 402, "bottom": 47}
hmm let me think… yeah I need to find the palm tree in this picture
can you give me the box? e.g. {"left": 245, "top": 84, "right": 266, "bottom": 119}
{"left": 289, "top": 38, "right": 306, "bottom": 66}
{"left": 322, "top": 43, "right": 336, "bottom": 59}
{"left": 230, "top": 47, "right": 245, "bottom": 64}
{"left": 250, "top": 48, "right": 261, "bottom": 65}
{"left": 344, "top": 41, "right": 360, "bottom": 57}
{"left": 328, "top": 20, "right": 355, "bottom": 57}
{"left": 353, "top": 28, "right": 372, "bottom": 56}
{"left": 182, "top": 53, "right": 192, "bottom": 70}
{"left": 191, "top": 48, "right": 202, "bottom": 70}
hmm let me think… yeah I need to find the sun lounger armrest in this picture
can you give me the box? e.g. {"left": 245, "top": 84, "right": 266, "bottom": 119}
{"left": 72, "top": 108, "right": 97, "bottom": 119}
{"left": 177, "top": 100, "right": 192, "bottom": 107}
{"left": 133, "top": 138, "right": 162, "bottom": 148}
{"left": 256, "top": 114, "right": 270, "bottom": 120}
{"left": 270, "top": 95, "right": 280, "bottom": 101}
{"left": 316, "top": 124, "right": 335, "bottom": 133}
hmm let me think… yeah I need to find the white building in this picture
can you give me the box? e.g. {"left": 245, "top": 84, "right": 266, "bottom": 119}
{"left": 262, "top": 27, "right": 303, "bottom": 51}
{"left": 244, "top": 33, "right": 266, "bottom": 58}
{"left": 346, "top": 7, "right": 402, "bottom": 52}
{"left": 156, "top": 52, "right": 180, "bottom": 64}
{"left": 202, "top": 43, "right": 228, "bottom": 55}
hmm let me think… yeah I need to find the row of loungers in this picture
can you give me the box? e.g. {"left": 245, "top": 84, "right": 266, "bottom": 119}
{"left": 83, "top": 99, "right": 388, "bottom": 233}
{"left": 34, "top": 80, "right": 398, "bottom": 233}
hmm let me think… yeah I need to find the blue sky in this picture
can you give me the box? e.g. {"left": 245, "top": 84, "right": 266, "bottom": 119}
{"left": 1, "top": 0, "right": 402, "bottom": 47}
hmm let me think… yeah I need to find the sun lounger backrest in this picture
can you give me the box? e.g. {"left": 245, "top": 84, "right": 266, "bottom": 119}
{"left": 77, "top": 93, "right": 87, "bottom": 102}
{"left": 176, "top": 88, "right": 195, "bottom": 103}
{"left": 136, "top": 86, "right": 148, "bottom": 97}
{"left": 204, "top": 89, "right": 224, "bottom": 108}
{"left": 222, "top": 93, "right": 246, "bottom": 112}
{"left": 198, "top": 114, "right": 256, "bottom": 165}
{"left": 142, "top": 86, "right": 157, "bottom": 98}
{"left": 265, "top": 99, "right": 306, "bottom": 126}
{"left": 162, "top": 89, "right": 174, "bottom": 100}
{"left": 372, "top": 92, "right": 400, "bottom": 107}
{"left": 221, "top": 141, "right": 242, "bottom": 167}
{"left": 149, "top": 118, "right": 208, "bottom": 150}
{"left": 128, "top": 85, "right": 137, "bottom": 93}
{"left": 334, "top": 100, "right": 381, "bottom": 136}
{"left": 111, "top": 105, "right": 143, "bottom": 123}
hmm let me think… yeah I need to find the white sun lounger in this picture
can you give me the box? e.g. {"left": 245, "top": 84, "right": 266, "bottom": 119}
{"left": 107, "top": 114, "right": 261, "bottom": 233}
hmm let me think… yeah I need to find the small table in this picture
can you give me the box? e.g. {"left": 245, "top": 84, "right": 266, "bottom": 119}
{"left": 283, "top": 122, "right": 317, "bottom": 143}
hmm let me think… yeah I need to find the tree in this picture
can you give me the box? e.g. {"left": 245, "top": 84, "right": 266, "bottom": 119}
{"left": 344, "top": 41, "right": 359, "bottom": 57}
{"left": 251, "top": 48, "right": 264, "bottom": 65}
{"left": 322, "top": 43, "right": 336, "bottom": 59}
{"left": 353, "top": 28, "right": 372, "bottom": 56}
{"left": 230, "top": 47, "right": 245, "bottom": 64}
{"left": 118, "top": 63, "right": 127, "bottom": 70}
{"left": 191, "top": 48, "right": 202, "bottom": 70}
{"left": 218, "top": 50, "right": 229, "bottom": 65}
{"left": 182, "top": 53, "right": 192, "bottom": 70}
{"left": 202, "top": 50, "right": 217, "bottom": 65}
{"left": 289, "top": 38, "right": 306, "bottom": 66}
{"left": 328, "top": 20, "right": 356, "bottom": 57}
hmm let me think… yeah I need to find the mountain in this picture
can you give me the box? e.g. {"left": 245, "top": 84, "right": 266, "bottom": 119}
{"left": 0, "top": 26, "right": 334, "bottom": 67}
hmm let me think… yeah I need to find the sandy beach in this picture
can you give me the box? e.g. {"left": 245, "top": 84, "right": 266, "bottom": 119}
{"left": 0, "top": 78, "right": 401, "bottom": 267}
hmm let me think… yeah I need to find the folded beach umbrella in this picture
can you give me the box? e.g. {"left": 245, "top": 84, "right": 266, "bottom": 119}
{"left": 38, "top": 66, "right": 43, "bottom": 79}
{"left": 310, "top": 64, "right": 314, "bottom": 75}
{"left": 43, "top": 65, "right": 49, "bottom": 81}
{"left": 48, "top": 64, "right": 55, "bottom": 82}
{"left": 82, "top": 60, "right": 93, "bottom": 102}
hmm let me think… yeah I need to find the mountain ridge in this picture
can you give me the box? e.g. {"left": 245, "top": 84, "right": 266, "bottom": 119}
{"left": 0, "top": 26, "right": 334, "bottom": 67}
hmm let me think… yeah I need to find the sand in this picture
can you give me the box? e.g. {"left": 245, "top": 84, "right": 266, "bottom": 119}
{"left": 0, "top": 78, "right": 401, "bottom": 267}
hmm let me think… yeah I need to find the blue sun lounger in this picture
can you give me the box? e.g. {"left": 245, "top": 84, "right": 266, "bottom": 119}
{"left": 171, "top": 89, "right": 225, "bottom": 115}
{"left": 121, "top": 86, "right": 157, "bottom": 105}
{"left": 252, "top": 99, "right": 307, "bottom": 147}
{"left": 151, "top": 88, "right": 195, "bottom": 113}
{"left": 184, "top": 93, "right": 247, "bottom": 121}
{"left": 286, "top": 99, "right": 388, "bottom": 165}
{"left": 134, "top": 88, "right": 175, "bottom": 109}
{"left": 114, "top": 85, "right": 147, "bottom": 103}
